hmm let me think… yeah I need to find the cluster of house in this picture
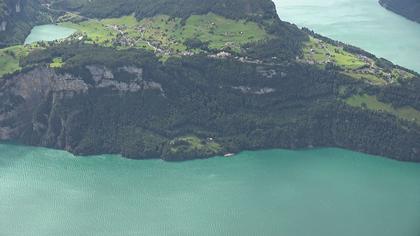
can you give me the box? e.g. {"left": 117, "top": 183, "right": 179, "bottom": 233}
{"left": 299, "top": 40, "right": 397, "bottom": 83}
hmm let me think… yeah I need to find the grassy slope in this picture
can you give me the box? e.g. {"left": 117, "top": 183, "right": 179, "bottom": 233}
{"left": 60, "top": 14, "right": 269, "bottom": 53}
{"left": 302, "top": 36, "right": 420, "bottom": 124}
{"left": 1, "top": 13, "right": 268, "bottom": 77}
{"left": 60, "top": 20, "right": 117, "bottom": 45}
{"left": 50, "top": 57, "right": 64, "bottom": 68}
{"left": 183, "top": 14, "right": 268, "bottom": 50}
{"left": 346, "top": 94, "right": 420, "bottom": 125}
{"left": 302, "top": 36, "right": 416, "bottom": 85}
{"left": 303, "top": 37, "right": 366, "bottom": 70}
{"left": 0, "top": 45, "right": 30, "bottom": 77}
{"left": 169, "top": 136, "right": 222, "bottom": 157}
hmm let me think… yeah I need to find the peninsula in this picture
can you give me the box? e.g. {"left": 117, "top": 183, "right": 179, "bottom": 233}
{"left": 1, "top": 0, "right": 420, "bottom": 162}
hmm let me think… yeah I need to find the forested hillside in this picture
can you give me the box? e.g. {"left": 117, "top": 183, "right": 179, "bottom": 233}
{"left": 0, "top": 0, "right": 420, "bottom": 161}
{"left": 380, "top": 0, "right": 420, "bottom": 23}
{"left": 1, "top": 40, "right": 419, "bottom": 161}
{"left": 0, "top": 0, "right": 7, "bottom": 19}
{"left": 0, "top": 0, "right": 48, "bottom": 46}
{"left": 50, "top": 0, "right": 277, "bottom": 21}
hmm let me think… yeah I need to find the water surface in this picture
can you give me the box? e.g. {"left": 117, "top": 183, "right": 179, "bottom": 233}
{"left": 274, "top": 0, "right": 420, "bottom": 73}
{"left": 1, "top": 143, "right": 420, "bottom": 236}
{"left": 24, "top": 24, "right": 76, "bottom": 44}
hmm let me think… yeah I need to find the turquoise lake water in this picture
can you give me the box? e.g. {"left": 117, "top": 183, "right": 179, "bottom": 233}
{"left": 24, "top": 24, "right": 76, "bottom": 44}
{"left": 274, "top": 0, "right": 420, "bottom": 73}
{"left": 1, "top": 143, "right": 420, "bottom": 236}
{"left": 10, "top": 1, "right": 420, "bottom": 235}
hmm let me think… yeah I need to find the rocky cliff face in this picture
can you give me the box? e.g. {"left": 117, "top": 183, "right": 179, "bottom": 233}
{"left": 0, "top": 62, "right": 172, "bottom": 156}
{"left": 1, "top": 51, "right": 419, "bottom": 161}
{"left": 0, "top": 63, "right": 165, "bottom": 137}
{"left": 0, "top": 67, "right": 87, "bottom": 139}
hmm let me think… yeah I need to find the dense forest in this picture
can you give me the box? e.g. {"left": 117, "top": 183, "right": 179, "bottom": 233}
{"left": 50, "top": 0, "right": 278, "bottom": 21}
{"left": 1, "top": 42, "right": 419, "bottom": 161}
{"left": 379, "top": 0, "right": 420, "bottom": 23}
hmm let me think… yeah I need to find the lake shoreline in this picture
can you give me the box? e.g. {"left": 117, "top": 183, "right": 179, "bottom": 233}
{"left": 1, "top": 142, "right": 420, "bottom": 236}
{"left": 24, "top": 24, "right": 76, "bottom": 45}
{"left": 273, "top": 0, "right": 420, "bottom": 73}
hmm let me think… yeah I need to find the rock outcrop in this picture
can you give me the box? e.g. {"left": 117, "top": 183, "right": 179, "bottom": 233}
{"left": 1, "top": 52, "right": 419, "bottom": 162}
{"left": 0, "top": 67, "right": 88, "bottom": 139}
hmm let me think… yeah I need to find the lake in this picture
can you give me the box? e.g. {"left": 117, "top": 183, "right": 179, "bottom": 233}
{"left": 1, "top": 143, "right": 420, "bottom": 236}
{"left": 24, "top": 24, "right": 76, "bottom": 45}
{"left": 273, "top": 0, "right": 420, "bottom": 73}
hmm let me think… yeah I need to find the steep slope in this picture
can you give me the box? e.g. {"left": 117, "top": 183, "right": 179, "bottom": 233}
{"left": 1, "top": 41, "right": 420, "bottom": 162}
{"left": 50, "top": 0, "right": 278, "bottom": 20}
{"left": 379, "top": 0, "right": 420, "bottom": 23}
{"left": 0, "top": 0, "right": 48, "bottom": 47}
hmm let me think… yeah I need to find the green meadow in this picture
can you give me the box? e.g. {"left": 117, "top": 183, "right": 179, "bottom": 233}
{"left": 0, "top": 46, "right": 31, "bottom": 77}
{"left": 346, "top": 94, "right": 420, "bottom": 125}
{"left": 302, "top": 36, "right": 417, "bottom": 85}
{"left": 60, "top": 13, "right": 269, "bottom": 53}
{"left": 303, "top": 37, "right": 366, "bottom": 70}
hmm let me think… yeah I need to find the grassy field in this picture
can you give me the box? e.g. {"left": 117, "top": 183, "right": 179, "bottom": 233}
{"left": 0, "top": 45, "right": 31, "bottom": 78}
{"left": 303, "top": 37, "right": 366, "bottom": 70}
{"left": 391, "top": 68, "right": 416, "bottom": 81}
{"left": 50, "top": 57, "right": 64, "bottom": 68}
{"left": 1, "top": 13, "right": 268, "bottom": 77}
{"left": 346, "top": 94, "right": 420, "bottom": 124}
{"left": 302, "top": 36, "right": 418, "bottom": 85}
{"left": 342, "top": 72, "right": 385, "bottom": 85}
{"left": 60, "top": 20, "right": 117, "bottom": 46}
{"left": 182, "top": 13, "right": 268, "bottom": 51}
{"left": 60, "top": 13, "right": 269, "bottom": 54}
{"left": 169, "top": 135, "right": 222, "bottom": 156}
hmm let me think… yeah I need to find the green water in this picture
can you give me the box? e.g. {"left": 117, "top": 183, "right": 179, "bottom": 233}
{"left": 274, "top": 0, "right": 420, "bottom": 73}
{"left": 24, "top": 24, "right": 76, "bottom": 44}
{"left": 1, "top": 143, "right": 420, "bottom": 236}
